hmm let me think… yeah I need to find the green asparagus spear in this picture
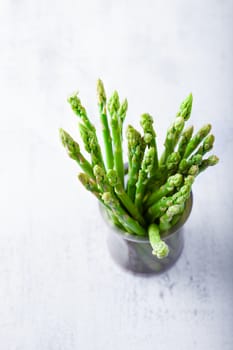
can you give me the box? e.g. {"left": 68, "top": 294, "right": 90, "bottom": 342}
{"left": 118, "top": 98, "right": 128, "bottom": 137}
{"left": 108, "top": 91, "right": 124, "bottom": 185}
{"left": 188, "top": 164, "right": 199, "bottom": 176}
{"left": 78, "top": 173, "right": 127, "bottom": 230}
{"left": 140, "top": 114, "right": 159, "bottom": 175}
{"left": 171, "top": 175, "right": 194, "bottom": 204}
{"left": 176, "top": 93, "right": 193, "bottom": 121}
{"left": 159, "top": 94, "right": 193, "bottom": 167}
{"left": 102, "top": 192, "right": 146, "bottom": 236}
{"left": 97, "top": 79, "right": 114, "bottom": 170}
{"left": 184, "top": 174, "right": 195, "bottom": 186}
{"left": 126, "top": 125, "right": 143, "bottom": 164}
{"left": 147, "top": 175, "right": 194, "bottom": 223}
{"left": 107, "top": 90, "right": 120, "bottom": 116}
{"left": 78, "top": 123, "right": 92, "bottom": 154}
{"left": 68, "top": 91, "right": 105, "bottom": 169}
{"left": 177, "top": 126, "right": 194, "bottom": 158}
{"left": 146, "top": 197, "right": 173, "bottom": 223}
{"left": 159, "top": 176, "right": 194, "bottom": 230}
{"left": 159, "top": 116, "right": 185, "bottom": 167}
{"left": 199, "top": 155, "right": 219, "bottom": 173}
{"left": 93, "top": 164, "right": 110, "bottom": 192}
{"left": 166, "top": 152, "right": 181, "bottom": 175}
{"left": 178, "top": 155, "right": 202, "bottom": 175}
{"left": 194, "top": 134, "right": 215, "bottom": 157}
{"left": 107, "top": 169, "right": 145, "bottom": 226}
{"left": 145, "top": 173, "right": 183, "bottom": 208}
{"left": 190, "top": 154, "right": 203, "bottom": 166}
{"left": 181, "top": 155, "right": 218, "bottom": 179}
{"left": 148, "top": 224, "right": 169, "bottom": 259}
{"left": 154, "top": 152, "right": 181, "bottom": 190}
{"left": 78, "top": 123, "right": 105, "bottom": 169}
{"left": 78, "top": 173, "right": 102, "bottom": 200}
{"left": 178, "top": 159, "right": 190, "bottom": 174}
{"left": 59, "top": 128, "right": 94, "bottom": 178}
{"left": 68, "top": 92, "right": 95, "bottom": 132}
{"left": 135, "top": 147, "right": 155, "bottom": 212}
{"left": 183, "top": 124, "right": 212, "bottom": 159}
{"left": 159, "top": 203, "right": 185, "bottom": 231}
{"left": 126, "top": 125, "right": 145, "bottom": 201}
{"left": 144, "top": 169, "right": 163, "bottom": 193}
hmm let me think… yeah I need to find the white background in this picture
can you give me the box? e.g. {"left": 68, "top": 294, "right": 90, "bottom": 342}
{"left": 0, "top": 0, "right": 233, "bottom": 349}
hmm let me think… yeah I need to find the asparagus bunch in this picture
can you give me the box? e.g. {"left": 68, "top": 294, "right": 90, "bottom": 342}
{"left": 60, "top": 80, "right": 219, "bottom": 259}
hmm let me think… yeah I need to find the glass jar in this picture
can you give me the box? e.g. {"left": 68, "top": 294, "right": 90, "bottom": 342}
{"left": 99, "top": 193, "right": 193, "bottom": 274}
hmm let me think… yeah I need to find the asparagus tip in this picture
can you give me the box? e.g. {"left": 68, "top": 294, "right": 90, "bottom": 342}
{"left": 152, "top": 241, "right": 169, "bottom": 259}
{"left": 208, "top": 155, "right": 219, "bottom": 165}
{"left": 97, "top": 78, "right": 106, "bottom": 105}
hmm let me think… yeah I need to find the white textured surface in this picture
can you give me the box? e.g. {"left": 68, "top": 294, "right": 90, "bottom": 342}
{"left": 0, "top": 1, "right": 233, "bottom": 349}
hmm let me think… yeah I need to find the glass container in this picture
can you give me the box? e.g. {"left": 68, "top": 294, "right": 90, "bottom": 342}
{"left": 99, "top": 193, "right": 193, "bottom": 274}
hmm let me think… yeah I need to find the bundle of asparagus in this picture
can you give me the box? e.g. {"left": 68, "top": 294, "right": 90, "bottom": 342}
{"left": 60, "top": 80, "right": 219, "bottom": 259}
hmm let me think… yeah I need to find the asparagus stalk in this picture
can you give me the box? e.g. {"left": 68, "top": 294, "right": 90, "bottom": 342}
{"left": 78, "top": 123, "right": 105, "bottom": 169}
{"left": 188, "top": 164, "right": 199, "bottom": 177}
{"left": 159, "top": 94, "right": 193, "bottom": 167}
{"left": 177, "top": 126, "right": 194, "bottom": 158}
{"left": 68, "top": 92, "right": 95, "bottom": 132}
{"left": 176, "top": 93, "right": 193, "bottom": 121}
{"left": 183, "top": 124, "right": 212, "bottom": 159}
{"left": 140, "top": 114, "right": 159, "bottom": 175}
{"left": 78, "top": 173, "right": 102, "bottom": 201}
{"left": 118, "top": 98, "right": 128, "bottom": 138}
{"left": 107, "top": 169, "right": 145, "bottom": 226}
{"left": 59, "top": 129, "right": 94, "bottom": 178}
{"left": 199, "top": 155, "right": 219, "bottom": 173}
{"left": 146, "top": 175, "right": 194, "bottom": 223}
{"left": 190, "top": 154, "right": 203, "bottom": 166}
{"left": 151, "top": 152, "right": 181, "bottom": 192}
{"left": 178, "top": 155, "right": 202, "bottom": 175}
{"left": 148, "top": 224, "right": 169, "bottom": 259}
{"left": 178, "top": 159, "right": 189, "bottom": 174}
{"left": 146, "top": 196, "right": 174, "bottom": 223}
{"left": 166, "top": 152, "right": 181, "bottom": 176}
{"left": 180, "top": 154, "right": 218, "bottom": 178}
{"left": 93, "top": 164, "right": 110, "bottom": 192}
{"left": 159, "top": 203, "right": 185, "bottom": 231}
{"left": 145, "top": 173, "right": 183, "bottom": 208}
{"left": 172, "top": 175, "right": 194, "bottom": 203}
{"left": 144, "top": 169, "right": 163, "bottom": 193}
{"left": 159, "top": 175, "right": 194, "bottom": 231}
{"left": 102, "top": 192, "right": 146, "bottom": 236}
{"left": 108, "top": 91, "right": 124, "bottom": 185}
{"left": 78, "top": 172, "right": 127, "bottom": 230}
{"left": 108, "top": 90, "right": 120, "bottom": 115}
{"left": 135, "top": 147, "right": 155, "bottom": 212}
{"left": 97, "top": 79, "right": 114, "bottom": 170}
{"left": 126, "top": 125, "right": 145, "bottom": 201}
{"left": 93, "top": 164, "right": 147, "bottom": 229}
{"left": 68, "top": 92, "right": 106, "bottom": 170}
{"left": 194, "top": 134, "right": 215, "bottom": 157}
{"left": 159, "top": 116, "right": 184, "bottom": 167}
